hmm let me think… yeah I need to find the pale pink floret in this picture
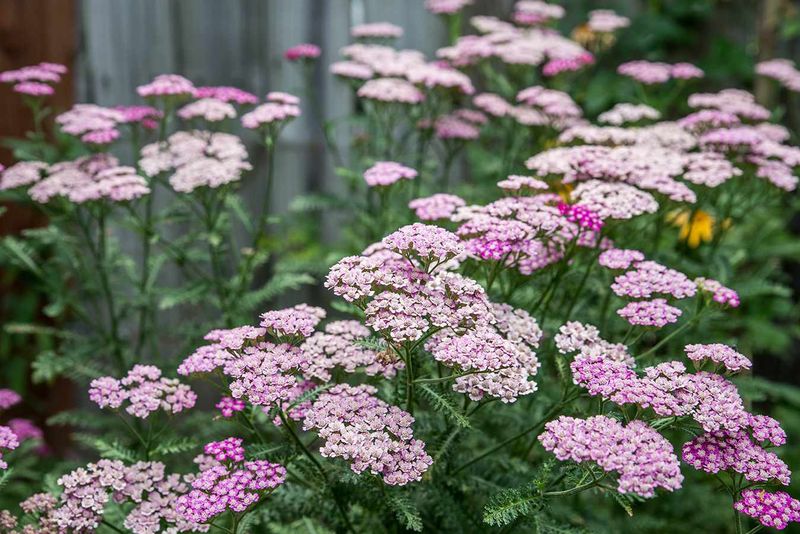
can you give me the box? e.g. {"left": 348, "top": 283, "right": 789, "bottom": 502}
{"left": 684, "top": 343, "right": 751, "bottom": 372}
{"left": 539, "top": 415, "right": 683, "bottom": 498}
{"left": 409, "top": 193, "right": 466, "bottom": 221}
{"left": 363, "top": 161, "right": 418, "bottom": 187}
{"left": 357, "top": 77, "right": 425, "bottom": 104}
{"left": 617, "top": 299, "right": 682, "bottom": 328}
{"left": 137, "top": 74, "right": 195, "bottom": 98}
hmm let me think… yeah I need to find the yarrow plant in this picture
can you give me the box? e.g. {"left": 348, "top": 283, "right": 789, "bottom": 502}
{"left": 1, "top": 2, "right": 800, "bottom": 534}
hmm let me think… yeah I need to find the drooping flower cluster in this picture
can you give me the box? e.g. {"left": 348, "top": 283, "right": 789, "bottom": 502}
{"left": 539, "top": 415, "right": 683, "bottom": 497}
{"left": 176, "top": 440, "right": 286, "bottom": 524}
{"left": 302, "top": 384, "right": 433, "bottom": 485}
{"left": 89, "top": 364, "right": 196, "bottom": 418}
{"left": 139, "top": 130, "right": 252, "bottom": 193}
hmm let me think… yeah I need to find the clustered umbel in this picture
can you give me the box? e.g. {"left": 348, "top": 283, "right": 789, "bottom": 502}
{"left": 302, "top": 384, "right": 433, "bottom": 485}
{"left": 176, "top": 439, "right": 286, "bottom": 524}
{"left": 539, "top": 415, "right": 683, "bottom": 498}
{"left": 0, "top": 154, "right": 150, "bottom": 203}
{"left": 0, "top": 426, "right": 19, "bottom": 470}
{"left": 695, "top": 277, "right": 740, "bottom": 308}
{"left": 734, "top": 490, "right": 800, "bottom": 531}
{"left": 409, "top": 193, "right": 466, "bottom": 221}
{"left": 52, "top": 459, "right": 204, "bottom": 533}
{"left": 684, "top": 343, "right": 751, "bottom": 372}
{"left": 241, "top": 92, "right": 302, "bottom": 129}
{"left": 0, "top": 62, "right": 66, "bottom": 96}
{"left": 89, "top": 364, "right": 197, "bottom": 419}
{"left": 139, "top": 130, "right": 252, "bottom": 193}
{"left": 363, "top": 161, "right": 418, "bottom": 187}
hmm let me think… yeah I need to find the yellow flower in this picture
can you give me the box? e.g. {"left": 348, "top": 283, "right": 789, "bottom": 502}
{"left": 554, "top": 181, "right": 574, "bottom": 203}
{"left": 667, "top": 209, "right": 716, "bottom": 248}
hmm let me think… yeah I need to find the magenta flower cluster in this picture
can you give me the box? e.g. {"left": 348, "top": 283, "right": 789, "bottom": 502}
{"left": 734, "top": 490, "right": 800, "bottom": 531}
{"left": 177, "top": 439, "right": 286, "bottom": 524}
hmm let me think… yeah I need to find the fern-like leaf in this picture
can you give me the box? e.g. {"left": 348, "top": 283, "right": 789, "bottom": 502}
{"left": 387, "top": 493, "right": 424, "bottom": 532}
{"left": 483, "top": 485, "right": 543, "bottom": 527}
{"left": 419, "top": 385, "right": 471, "bottom": 428}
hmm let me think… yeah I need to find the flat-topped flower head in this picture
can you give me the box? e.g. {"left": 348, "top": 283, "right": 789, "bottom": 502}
{"left": 137, "top": 74, "right": 195, "bottom": 98}
{"left": 434, "top": 114, "right": 480, "bottom": 140}
{"left": 259, "top": 304, "right": 326, "bottom": 340}
{"left": 330, "top": 60, "right": 375, "bottom": 80}
{"left": 571, "top": 180, "right": 659, "bottom": 220}
{"left": 683, "top": 430, "right": 791, "bottom": 485}
{"left": 139, "top": 130, "right": 252, "bottom": 193}
{"left": 0, "top": 62, "right": 65, "bottom": 84}
{"left": 284, "top": 43, "right": 321, "bottom": 61}
{"left": 177, "top": 443, "right": 286, "bottom": 524}
{"left": 756, "top": 58, "right": 800, "bottom": 92}
{"left": 599, "top": 103, "right": 660, "bottom": 125}
{"left": 558, "top": 202, "right": 604, "bottom": 232}
{"left": 363, "top": 161, "right": 417, "bottom": 187}
{"left": 178, "top": 98, "right": 237, "bottom": 122}
{"left": 382, "top": 223, "right": 464, "bottom": 271}
{"left": 685, "top": 343, "right": 751, "bottom": 372}
{"left": 54, "top": 460, "right": 203, "bottom": 532}
{"left": 216, "top": 396, "right": 246, "bottom": 418}
{"left": 498, "top": 174, "right": 549, "bottom": 193}
{"left": 193, "top": 85, "right": 258, "bottom": 104}
{"left": 473, "top": 93, "right": 513, "bottom": 117}
{"left": 406, "top": 63, "right": 475, "bottom": 94}
{"left": 598, "top": 248, "right": 645, "bottom": 270}
{"left": 425, "top": 0, "right": 473, "bottom": 14}
{"left": 302, "top": 384, "right": 433, "bottom": 485}
{"left": 695, "top": 277, "right": 740, "bottom": 307}
{"left": 0, "top": 389, "right": 21, "bottom": 411}
{"left": 0, "top": 161, "right": 47, "bottom": 190}
{"left": 587, "top": 9, "right": 630, "bottom": 33}
{"left": 89, "top": 364, "right": 196, "bottom": 418}
{"left": 688, "top": 89, "right": 770, "bottom": 121}
{"left": 351, "top": 22, "right": 404, "bottom": 39}
{"left": 224, "top": 342, "right": 310, "bottom": 406}
{"left": 204, "top": 437, "right": 245, "bottom": 463}
{"left": 539, "top": 415, "right": 683, "bottom": 498}
{"left": 409, "top": 193, "right": 465, "bottom": 221}
{"left": 513, "top": 1, "right": 565, "bottom": 25}
{"left": 749, "top": 414, "right": 787, "bottom": 447}
{"left": 357, "top": 77, "right": 425, "bottom": 104}
{"left": 13, "top": 81, "right": 54, "bottom": 96}
{"left": 0, "top": 426, "right": 19, "bottom": 470}
{"left": 612, "top": 260, "right": 696, "bottom": 300}
{"left": 617, "top": 299, "right": 682, "bottom": 328}
{"left": 735, "top": 490, "right": 800, "bottom": 530}
{"left": 241, "top": 93, "right": 301, "bottom": 129}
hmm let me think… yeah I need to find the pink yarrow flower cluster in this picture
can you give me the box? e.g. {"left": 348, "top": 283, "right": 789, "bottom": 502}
{"left": 0, "top": 426, "right": 19, "bottom": 470}
{"left": 351, "top": 22, "right": 404, "bottom": 39}
{"left": 302, "top": 384, "right": 433, "bottom": 485}
{"left": 617, "top": 299, "right": 682, "bottom": 328}
{"left": 363, "top": 161, "right": 418, "bottom": 187}
{"left": 89, "top": 364, "right": 196, "bottom": 418}
{"left": 139, "top": 130, "right": 252, "bottom": 193}
{"left": 611, "top": 260, "right": 696, "bottom": 300}
{"left": 539, "top": 415, "right": 683, "bottom": 497}
{"left": 137, "top": 74, "right": 195, "bottom": 98}
{"left": 216, "top": 396, "right": 246, "bottom": 418}
{"left": 0, "top": 62, "right": 66, "bottom": 96}
{"left": 756, "top": 58, "right": 800, "bottom": 92}
{"left": 284, "top": 43, "right": 321, "bottom": 61}
{"left": 241, "top": 92, "right": 301, "bottom": 129}
{"left": 177, "top": 440, "right": 286, "bottom": 524}
{"left": 557, "top": 202, "right": 604, "bottom": 232}
{"left": 685, "top": 343, "right": 751, "bottom": 372}
{"left": 193, "top": 85, "right": 259, "bottom": 104}
{"left": 618, "top": 60, "right": 704, "bottom": 84}
{"left": 0, "top": 389, "right": 21, "bottom": 410}
{"left": 53, "top": 459, "right": 203, "bottom": 532}
{"left": 695, "top": 277, "right": 740, "bottom": 307}
{"left": 358, "top": 77, "right": 425, "bottom": 104}
{"left": 409, "top": 193, "right": 466, "bottom": 220}
{"left": 735, "top": 490, "right": 800, "bottom": 530}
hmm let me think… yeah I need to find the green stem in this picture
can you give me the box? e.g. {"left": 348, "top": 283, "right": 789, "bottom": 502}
{"left": 543, "top": 475, "right": 603, "bottom": 497}
{"left": 451, "top": 399, "right": 565, "bottom": 475}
